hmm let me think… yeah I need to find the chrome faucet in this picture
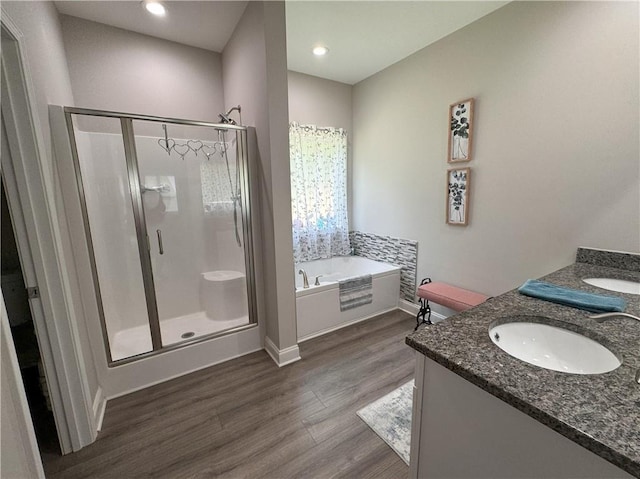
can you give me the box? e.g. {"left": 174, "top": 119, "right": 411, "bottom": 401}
{"left": 298, "top": 269, "right": 309, "bottom": 289}
{"left": 589, "top": 312, "right": 640, "bottom": 323}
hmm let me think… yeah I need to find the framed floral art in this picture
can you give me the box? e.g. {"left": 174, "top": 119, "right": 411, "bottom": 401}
{"left": 448, "top": 98, "right": 474, "bottom": 163}
{"left": 447, "top": 167, "right": 470, "bottom": 226}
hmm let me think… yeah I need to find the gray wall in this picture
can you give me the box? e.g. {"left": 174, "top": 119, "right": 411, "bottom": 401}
{"left": 60, "top": 15, "right": 225, "bottom": 121}
{"left": 287, "top": 71, "right": 354, "bottom": 223}
{"left": 352, "top": 1, "right": 640, "bottom": 298}
{"left": 1, "top": 0, "right": 100, "bottom": 404}
{"left": 222, "top": 2, "right": 297, "bottom": 352}
{"left": 288, "top": 71, "right": 352, "bottom": 130}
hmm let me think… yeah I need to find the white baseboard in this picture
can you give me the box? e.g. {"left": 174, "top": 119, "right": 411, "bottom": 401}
{"left": 106, "top": 345, "right": 264, "bottom": 400}
{"left": 399, "top": 299, "right": 420, "bottom": 316}
{"left": 298, "top": 301, "right": 448, "bottom": 344}
{"left": 92, "top": 386, "right": 106, "bottom": 432}
{"left": 297, "top": 306, "right": 398, "bottom": 343}
{"left": 398, "top": 299, "right": 448, "bottom": 324}
{"left": 264, "top": 336, "right": 301, "bottom": 367}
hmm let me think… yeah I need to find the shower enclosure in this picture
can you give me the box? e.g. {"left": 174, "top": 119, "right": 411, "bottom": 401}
{"left": 63, "top": 107, "right": 257, "bottom": 364}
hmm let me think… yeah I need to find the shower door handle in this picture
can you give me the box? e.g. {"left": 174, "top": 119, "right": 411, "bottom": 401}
{"left": 156, "top": 229, "right": 164, "bottom": 255}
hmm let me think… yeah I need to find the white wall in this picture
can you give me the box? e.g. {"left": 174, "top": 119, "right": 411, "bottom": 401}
{"left": 60, "top": 15, "right": 225, "bottom": 122}
{"left": 352, "top": 1, "right": 640, "bottom": 299}
{"left": 1, "top": 3, "right": 74, "bottom": 148}
{"left": 222, "top": 1, "right": 299, "bottom": 360}
{"left": 1, "top": 0, "right": 100, "bottom": 438}
{"left": 287, "top": 71, "right": 354, "bottom": 223}
{"left": 2, "top": 0, "right": 99, "bottom": 400}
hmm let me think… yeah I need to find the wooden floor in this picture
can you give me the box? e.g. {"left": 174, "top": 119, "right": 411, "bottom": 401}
{"left": 43, "top": 310, "right": 416, "bottom": 478}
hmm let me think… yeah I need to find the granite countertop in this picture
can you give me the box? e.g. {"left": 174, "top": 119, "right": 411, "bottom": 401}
{"left": 406, "top": 251, "right": 640, "bottom": 477}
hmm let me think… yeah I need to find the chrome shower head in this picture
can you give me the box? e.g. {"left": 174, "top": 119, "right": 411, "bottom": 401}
{"left": 218, "top": 113, "right": 236, "bottom": 125}
{"left": 219, "top": 105, "right": 241, "bottom": 125}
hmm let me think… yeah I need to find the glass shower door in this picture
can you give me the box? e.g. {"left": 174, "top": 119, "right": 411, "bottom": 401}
{"left": 131, "top": 120, "right": 251, "bottom": 347}
{"left": 64, "top": 107, "right": 257, "bottom": 365}
{"left": 67, "top": 114, "right": 155, "bottom": 361}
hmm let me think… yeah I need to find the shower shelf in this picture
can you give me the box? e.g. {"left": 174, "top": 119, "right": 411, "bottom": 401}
{"left": 202, "top": 271, "right": 245, "bottom": 282}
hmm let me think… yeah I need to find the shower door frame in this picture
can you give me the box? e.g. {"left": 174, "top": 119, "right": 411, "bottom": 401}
{"left": 64, "top": 106, "right": 258, "bottom": 366}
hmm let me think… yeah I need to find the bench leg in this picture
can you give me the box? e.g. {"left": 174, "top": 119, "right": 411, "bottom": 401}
{"left": 414, "top": 298, "right": 432, "bottom": 330}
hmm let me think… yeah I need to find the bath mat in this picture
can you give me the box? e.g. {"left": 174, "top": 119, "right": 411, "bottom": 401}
{"left": 357, "top": 380, "right": 413, "bottom": 465}
{"left": 339, "top": 274, "right": 372, "bottom": 311}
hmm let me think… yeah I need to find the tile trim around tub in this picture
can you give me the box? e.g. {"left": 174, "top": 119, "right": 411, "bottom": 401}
{"left": 349, "top": 231, "right": 418, "bottom": 303}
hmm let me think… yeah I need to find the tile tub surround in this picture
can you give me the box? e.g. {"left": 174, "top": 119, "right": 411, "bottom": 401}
{"left": 349, "top": 231, "right": 418, "bottom": 303}
{"left": 406, "top": 261, "right": 640, "bottom": 477}
{"left": 577, "top": 247, "right": 640, "bottom": 272}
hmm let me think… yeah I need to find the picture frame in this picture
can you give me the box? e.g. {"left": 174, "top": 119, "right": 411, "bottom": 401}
{"left": 446, "top": 167, "right": 470, "bottom": 226}
{"left": 447, "top": 98, "right": 474, "bottom": 163}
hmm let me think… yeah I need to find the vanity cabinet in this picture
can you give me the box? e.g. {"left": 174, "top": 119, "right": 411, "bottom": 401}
{"left": 409, "top": 353, "right": 634, "bottom": 479}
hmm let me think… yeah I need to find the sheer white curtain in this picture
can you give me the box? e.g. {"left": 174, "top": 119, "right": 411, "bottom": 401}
{"left": 289, "top": 122, "right": 350, "bottom": 263}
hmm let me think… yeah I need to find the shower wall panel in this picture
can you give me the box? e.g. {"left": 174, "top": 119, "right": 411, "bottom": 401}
{"left": 73, "top": 128, "right": 152, "bottom": 358}
{"left": 136, "top": 135, "right": 205, "bottom": 319}
{"left": 77, "top": 131, "right": 246, "bottom": 322}
{"left": 132, "top": 123, "right": 248, "bottom": 323}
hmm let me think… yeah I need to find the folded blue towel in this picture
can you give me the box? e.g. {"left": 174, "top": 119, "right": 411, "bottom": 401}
{"left": 518, "top": 279, "right": 626, "bottom": 313}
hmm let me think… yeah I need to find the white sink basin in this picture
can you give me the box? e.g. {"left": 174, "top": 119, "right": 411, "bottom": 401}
{"left": 489, "top": 321, "right": 620, "bottom": 374}
{"left": 583, "top": 277, "right": 640, "bottom": 295}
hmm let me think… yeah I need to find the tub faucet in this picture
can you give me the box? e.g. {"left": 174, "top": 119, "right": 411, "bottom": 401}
{"left": 298, "top": 269, "right": 309, "bottom": 289}
{"left": 589, "top": 312, "right": 640, "bottom": 323}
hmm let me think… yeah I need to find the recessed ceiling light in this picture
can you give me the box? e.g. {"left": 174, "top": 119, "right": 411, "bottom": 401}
{"left": 312, "top": 45, "right": 329, "bottom": 56}
{"left": 143, "top": 0, "right": 166, "bottom": 16}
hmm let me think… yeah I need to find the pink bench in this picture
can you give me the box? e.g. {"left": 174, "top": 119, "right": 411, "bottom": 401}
{"left": 415, "top": 278, "right": 489, "bottom": 330}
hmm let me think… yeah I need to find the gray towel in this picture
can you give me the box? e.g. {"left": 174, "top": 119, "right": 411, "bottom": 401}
{"left": 339, "top": 274, "right": 373, "bottom": 312}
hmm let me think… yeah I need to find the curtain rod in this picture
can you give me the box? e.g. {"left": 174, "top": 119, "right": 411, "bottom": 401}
{"left": 290, "top": 122, "right": 346, "bottom": 134}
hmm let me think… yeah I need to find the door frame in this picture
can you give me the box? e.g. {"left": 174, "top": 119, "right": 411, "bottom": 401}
{"left": 1, "top": 15, "right": 96, "bottom": 453}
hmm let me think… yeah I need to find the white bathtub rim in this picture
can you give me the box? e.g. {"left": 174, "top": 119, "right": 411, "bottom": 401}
{"left": 295, "top": 269, "right": 401, "bottom": 298}
{"left": 295, "top": 256, "right": 401, "bottom": 291}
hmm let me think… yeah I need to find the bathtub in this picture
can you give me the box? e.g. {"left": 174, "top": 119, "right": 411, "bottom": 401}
{"left": 295, "top": 256, "right": 401, "bottom": 341}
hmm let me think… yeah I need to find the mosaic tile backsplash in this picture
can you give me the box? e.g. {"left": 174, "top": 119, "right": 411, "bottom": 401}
{"left": 349, "top": 231, "right": 418, "bottom": 303}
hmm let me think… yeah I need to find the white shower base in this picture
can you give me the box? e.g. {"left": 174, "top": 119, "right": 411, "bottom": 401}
{"left": 111, "top": 311, "right": 249, "bottom": 361}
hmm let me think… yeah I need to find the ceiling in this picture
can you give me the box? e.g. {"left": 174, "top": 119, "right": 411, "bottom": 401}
{"left": 55, "top": 0, "right": 508, "bottom": 85}
{"left": 54, "top": 1, "right": 249, "bottom": 52}
{"left": 286, "top": 1, "right": 507, "bottom": 84}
